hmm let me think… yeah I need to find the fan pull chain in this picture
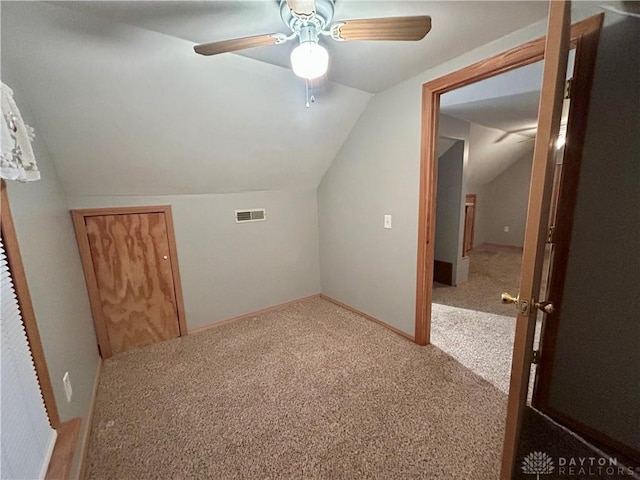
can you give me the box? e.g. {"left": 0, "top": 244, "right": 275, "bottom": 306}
{"left": 305, "top": 80, "right": 316, "bottom": 108}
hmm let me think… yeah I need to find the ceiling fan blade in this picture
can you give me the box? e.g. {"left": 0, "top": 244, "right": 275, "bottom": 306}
{"left": 331, "top": 16, "right": 432, "bottom": 42}
{"left": 286, "top": 0, "right": 316, "bottom": 20}
{"left": 194, "top": 34, "right": 283, "bottom": 56}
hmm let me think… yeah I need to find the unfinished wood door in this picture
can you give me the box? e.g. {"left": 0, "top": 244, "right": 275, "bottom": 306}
{"left": 462, "top": 194, "right": 476, "bottom": 256}
{"left": 72, "top": 206, "right": 186, "bottom": 358}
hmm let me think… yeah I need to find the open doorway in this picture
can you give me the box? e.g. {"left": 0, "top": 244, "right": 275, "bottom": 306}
{"left": 428, "top": 55, "right": 575, "bottom": 394}
{"left": 414, "top": 10, "right": 632, "bottom": 477}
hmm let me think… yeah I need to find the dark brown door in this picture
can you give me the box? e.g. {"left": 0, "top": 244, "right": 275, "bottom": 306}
{"left": 84, "top": 212, "right": 180, "bottom": 354}
{"left": 532, "top": 15, "right": 638, "bottom": 461}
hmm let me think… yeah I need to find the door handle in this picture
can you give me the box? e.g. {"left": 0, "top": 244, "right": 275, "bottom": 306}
{"left": 535, "top": 300, "right": 555, "bottom": 314}
{"left": 501, "top": 292, "right": 554, "bottom": 315}
{"left": 501, "top": 292, "right": 519, "bottom": 305}
{"left": 501, "top": 292, "right": 529, "bottom": 315}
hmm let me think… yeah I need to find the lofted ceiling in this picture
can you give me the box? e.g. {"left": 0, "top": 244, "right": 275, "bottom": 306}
{"left": 439, "top": 50, "right": 576, "bottom": 186}
{"left": 466, "top": 123, "right": 534, "bottom": 186}
{"left": 1, "top": 1, "right": 371, "bottom": 196}
{"left": 441, "top": 50, "right": 575, "bottom": 137}
{"left": 443, "top": 91, "right": 541, "bottom": 138}
{"left": 1, "top": 1, "right": 552, "bottom": 197}
{"left": 54, "top": 1, "right": 551, "bottom": 93}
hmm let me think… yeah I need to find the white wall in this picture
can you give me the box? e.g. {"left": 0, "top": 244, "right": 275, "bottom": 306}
{"left": 67, "top": 190, "right": 321, "bottom": 330}
{"left": 3, "top": 92, "right": 100, "bottom": 478}
{"left": 472, "top": 151, "right": 534, "bottom": 247}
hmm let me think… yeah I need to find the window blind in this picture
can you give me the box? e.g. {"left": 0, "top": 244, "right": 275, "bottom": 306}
{"left": 0, "top": 237, "right": 56, "bottom": 479}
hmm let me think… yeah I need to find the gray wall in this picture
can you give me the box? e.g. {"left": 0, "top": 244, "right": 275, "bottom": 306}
{"left": 439, "top": 115, "right": 472, "bottom": 283}
{"left": 435, "top": 140, "right": 464, "bottom": 284}
{"left": 472, "top": 151, "right": 533, "bottom": 247}
{"left": 316, "top": 5, "right": 614, "bottom": 337}
{"left": 67, "top": 190, "right": 321, "bottom": 330}
{"left": 317, "top": 22, "right": 553, "bottom": 336}
{"left": 4, "top": 92, "right": 100, "bottom": 478}
{"left": 546, "top": 16, "right": 640, "bottom": 451}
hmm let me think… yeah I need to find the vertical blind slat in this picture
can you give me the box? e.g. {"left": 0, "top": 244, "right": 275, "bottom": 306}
{"left": 0, "top": 237, "right": 56, "bottom": 479}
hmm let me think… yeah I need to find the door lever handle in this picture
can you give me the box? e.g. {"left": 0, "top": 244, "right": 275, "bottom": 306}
{"left": 535, "top": 300, "right": 555, "bottom": 314}
{"left": 502, "top": 293, "right": 554, "bottom": 315}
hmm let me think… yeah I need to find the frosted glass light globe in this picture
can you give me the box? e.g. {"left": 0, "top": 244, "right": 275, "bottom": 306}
{"left": 290, "top": 42, "right": 329, "bottom": 80}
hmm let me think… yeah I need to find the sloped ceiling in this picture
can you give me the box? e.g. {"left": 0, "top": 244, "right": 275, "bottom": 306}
{"left": 1, "top": 1, "right": 551, "bottom": 197}
{"left": 1, "top": 2, "right": 371, "bottom": 196}
{"left": 53, "top": 1, "right": 550, "bottom": 93}
{"left": 440, "top": 50, "right": 576, "bottom": 186}
{"left": 443, "top": 91, "right": 541, "bottom": 138}
{"left": 441, "top": 50, "right": 574, "bottom": 136}
{"left": 467, "top": 123, "right": 534, "bottom": 186}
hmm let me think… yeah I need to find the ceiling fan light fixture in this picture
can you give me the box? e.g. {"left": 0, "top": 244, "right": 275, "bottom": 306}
{"left": 290, "top": 41, "right": 329, "bottom": 80}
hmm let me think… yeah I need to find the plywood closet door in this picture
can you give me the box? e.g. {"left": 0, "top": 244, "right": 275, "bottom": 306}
{"left": 85, "top": 213, "right": 180, "bottom": 354}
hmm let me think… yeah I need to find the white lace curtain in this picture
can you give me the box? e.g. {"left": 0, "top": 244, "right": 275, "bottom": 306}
{"left": 1, "top": 83, "right": 40, "bottom": 182}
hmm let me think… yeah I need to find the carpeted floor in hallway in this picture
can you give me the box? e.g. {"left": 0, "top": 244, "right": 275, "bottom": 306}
{"left": 430, "top": 245, "right": 524, "bottom": 394}
{"left": 86, "top": 297, "right": 507, "bottom": 479}
{"left": 432, "top": 244, "right": 529, "bottom": 317}
{"left": 430, "top": 245, "right": 548, "bottom": 394}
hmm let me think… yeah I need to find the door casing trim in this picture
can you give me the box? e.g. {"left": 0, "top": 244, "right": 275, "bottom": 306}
{"left": 414, "top": 12, "right": 605, "bottom": 478}
{"left": 414, "top": 13, "right": 603, "bottom": 345}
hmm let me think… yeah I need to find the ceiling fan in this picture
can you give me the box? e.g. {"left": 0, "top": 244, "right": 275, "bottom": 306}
{"left": 193, "top": 0, "right": 432, "bottom": 82}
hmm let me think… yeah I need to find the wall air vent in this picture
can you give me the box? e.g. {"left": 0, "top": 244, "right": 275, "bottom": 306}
{"left": 235, "top": 209, "right": 266, "bottom": 223}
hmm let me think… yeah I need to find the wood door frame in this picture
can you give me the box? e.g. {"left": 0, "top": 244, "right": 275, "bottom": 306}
{"left": 71, "top": 205, "right": 187, "bottom": 359}
{"left": 414, "top": 13, "right": 604, "bottom": 346}
{"left": 462, "top": 193, "right": 477, "bottom": 257}
{"left": 1, "top": 180, "right": 61, "bottom": 428}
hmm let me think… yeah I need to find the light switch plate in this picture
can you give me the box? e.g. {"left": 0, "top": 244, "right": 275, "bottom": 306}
{"left": 384, "top": 214, "right": 392, "bottom": 229}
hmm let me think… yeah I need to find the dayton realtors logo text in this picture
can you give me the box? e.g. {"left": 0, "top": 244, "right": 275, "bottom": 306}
{"left": 522, "top": 451, "right": 640, "bottom": 478}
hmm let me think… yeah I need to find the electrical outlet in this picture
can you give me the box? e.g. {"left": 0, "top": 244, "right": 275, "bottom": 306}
{"left": 62, "top": 371, "right": 72, "bottom": 403}
{"left": 504, "top": 226, "right": 510, "bottom": 233}
{"left": 384, "top": 214, "right": 392, "bottom": 229}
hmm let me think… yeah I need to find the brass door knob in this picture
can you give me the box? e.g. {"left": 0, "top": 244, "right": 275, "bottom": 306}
{"left": 535, "top": 301, "right": 555, "bottom": 314}
{"left": 501, "top": 292, "right": 518, "bottom": 305}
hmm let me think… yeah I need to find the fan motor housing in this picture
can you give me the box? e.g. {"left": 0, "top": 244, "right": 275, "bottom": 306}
{"left": 280, "top": 0, "right": 335, "bottom": 33}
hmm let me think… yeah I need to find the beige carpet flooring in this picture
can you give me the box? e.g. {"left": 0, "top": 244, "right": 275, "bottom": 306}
{"left": 86, "top": 297, "right": 508, "bottom": 479}
{"left": 431, "top": 304, "right": 515, "bottom": 394}
{"left": 432, "top": 244, "right": 525, "bottom": 317}
{"left": 431, "top": 245, "right": 547, "bottom": 395}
